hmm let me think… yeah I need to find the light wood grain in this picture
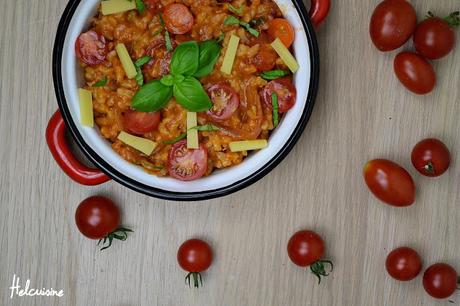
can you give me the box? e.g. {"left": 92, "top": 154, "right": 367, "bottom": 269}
{"left": 1, "top": 0, "right": 460, "bottom": 305}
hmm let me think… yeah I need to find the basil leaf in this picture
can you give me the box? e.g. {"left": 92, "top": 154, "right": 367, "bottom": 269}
{"left": 132, "top": 80, "right": 173, "bottom": 112}
{"left": 224, "top": 16, "right": 240, "bottom": 26}
{"left": 271, "top": 93, "right": 279, "bottom": 128}
{"left": 92, "top": 76, "right": 108, "bottom": 87}
{"left": 170, "top": 41, "right": 199, "bottom": 76}
{"left": 160, "top": 75, "right": 175, "bottom": 87}
{"left": 135, "top": 56, "right": 151, "bottom": 67}
{"left": 135, "top": 0, "right": 145, "bottom": 14}
{"left": 224, "top": 16, "right": 259, "bottom": 37}
{"left": 260, "top": 70, "right": 290, "bottom": 80}
{"left": 135, "top": 67, "right": 144, "bottom": 86}
{"left": 165, "top": 31, "right": 173, "bottom": 51}
{"left": 194, "top": 40, "right": 221, "bottom": 78}
{"left": 228, "top": 4, "right": 243, "bottom": 15}
{"left": 173, "top": 76, "right": 212, "bottom": 112}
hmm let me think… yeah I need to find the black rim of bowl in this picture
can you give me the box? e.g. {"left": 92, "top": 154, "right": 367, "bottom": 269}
{"left": 52, "top": 0, "right": 320, "bottom": 201}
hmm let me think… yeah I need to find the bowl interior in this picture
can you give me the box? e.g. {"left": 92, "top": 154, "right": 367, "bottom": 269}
{"left": 61, "top": 0, "right": 312, "bottom": 193}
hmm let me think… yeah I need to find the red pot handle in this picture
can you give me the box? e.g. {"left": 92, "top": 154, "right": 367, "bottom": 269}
{"left": 46, "top": 110, "right": 111, "bottom": 185}
{"left": 309, "top": 0, "right": 330, "bottom": 28}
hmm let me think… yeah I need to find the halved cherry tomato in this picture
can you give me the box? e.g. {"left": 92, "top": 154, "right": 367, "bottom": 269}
{"left": 252, "top": 45, "right": 278, "bottom": 72}
{"left": 423, "top": 263, "right": 458, "bottom": 299}
{"left": 75, "top": 30, "right": 108, "bottom": 66}
{"left": 122, "top": 109, "right": 161, "bottom": 135}
{"left": 168, "top": 139, "right": 207, "bottom": 181}
{"left": 163, "top": 3, "right": 194, "bottom": 35}
{"left": 206, "top": 84, "right": 239, "bottom": 121}
{"left": 369, "top": 0, "right": 417, "bottom": 52}
{"left": 364, "top": 159, "right": 415, "bottom": 207}
{"left": 261, "top": 77, "right": 296, "bottom": 113}
{"left": 414, "top": 16, "right": 457, "bottom": 60}
{"left": 386, "top": 247, "right": 422, "bottom": 281}
{"left": 268, "top": 18, "right": 295, "bottom": 48}
{"left": 177, "top": 239, "right": 213, "bottom": 288}
{"left": 394, "top": 52, "right": 436, "bottom": 95}
{"left": 411, "top": 138, "right": 450, "bottom": 177}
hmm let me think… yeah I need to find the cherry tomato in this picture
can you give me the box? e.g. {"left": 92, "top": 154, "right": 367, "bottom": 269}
{"left": 364, "top": 159, "right": 415, "bottom": 207}
{"left": 122, "top": 109, "right": 161, "bottom": 135}
{"left": 252, "top": 45, "right": 278, "bottom": 72}
{"left": 206, "top": 84, "right": 239, "bottom": 121}
{"left": 423, "top": 263, "right": 458, "bottom": 299}
{"left": 268, "top": 18, "right": 295, "bottom": 48}
{"left": 411, "top": 138, "right": 450, "bottom": 177}
{"left": 369, "top": 0, "right": 417, "bottom": 51}
{"left": 75, "top": 30, "right": 107, "bottom": 66}
{"left": 394, "top": 52, "right": 436, "bottom": 95}
{"left": 75, "top": 196, "right": 132, "bottom": 250}
{"left": 414, "top": 17, "right": 456, "bottom": 60}
{"left": 287, "top": 230, "right": 333, "bottom": 283}
{"left": 386, "top": 247, "right": 422, "bottom": 281}
{"left": 177, "top": 239, "right": 213, "bottom": 288}
{"left": 261, "top": 77, "right": 296, "bottom": 113}
{"left": 168, "top": 139, "right": 207, "bottom": 181}
{"left": 163, "top": 3, "right": 194, "bottom": 35}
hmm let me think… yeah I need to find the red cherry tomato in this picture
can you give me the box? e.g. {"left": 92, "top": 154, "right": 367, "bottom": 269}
{"left": 122, "top": 109, "right": 161, "bottom": 135}
{"left": 394, "top": 52, "right": 436, "bottom": 95}
{"left": 364, "top": 159, "right": 415, "bottom": 207}
{"left": 163, "top": 3, "right": 194, "bottom": 35}
{"left": 261, "top": 77, "right": 297, "bottom": 113}
{"left": 287, "top": 230, "right": 333, "bottom": 283}
{"left": 206, "top": 84, "right": 239, "bottom": 121}
{"left": 411, "top": 138, "right": 450, "bottom": 177}
{"left": 75, "top": 30, "right": 107, "bottom": 66}
{"left": 386, "top": 247, "right": 422, "bottom": 281}
{"left": 268, "top": 18, "right": 295, "bottom": 48}
{"left": 369, "top": 0, "right": 417, "bottom": 51}
{"left": 168, "top": 139, "right": 207, "bottom": 181}
{"left": 252, "top": 46, "right": 278, "bottom": 72}
{"left": 177, "top": 239, "right": 213, "bottom": 287}
{"left": 414, "top": 17, "right": 456, "bottom": 60}
{"left": 423, "top": 263, "right": 458, "bottom": 299}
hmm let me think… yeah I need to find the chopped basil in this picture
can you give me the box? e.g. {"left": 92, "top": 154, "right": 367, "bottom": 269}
{"left": 271, "top": 93, "right": 279, "bottom": 128}
{"left": 135, "top": 56, "right": 152, "bottom": 67}
{"left": 165, "top": 31, "right": 173, "bottom": 51}
{"left": 260, "top": 70, "right": 290, "bottom": 80}
{"left": 224, "top": 16, "right": 259, "bottom": 37}
{"left": 92, "top": 76, "right": 108, "bottom": 87}
{"left": 163, "top": 124, "right": 220, "bottom": 144}
{"left": 134, "top": 0, "right": 145, "bottom": 14}
{"left": 134, "top": 56, "right": 152, "bottom": 86}
{"left": 228, "top": 4, "right": 244, "bottom": 16}
{"left": 217, "top": 32, "right": 225, "bottom": 44}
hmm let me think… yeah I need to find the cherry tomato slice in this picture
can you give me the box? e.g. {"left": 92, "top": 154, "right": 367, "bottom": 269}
{"left": 168, "top": 139, "right": 207, "bottom": 181}
{"left": 411, "top": 138, "right": 450, "bottom": 177}
{"left": 206, "top": 84, "right": 239, "bottom": 121}
{"left": 423, "top": 263, "right": 458, "bottom": 299}
{"left": 386, "top": 247, "right": 422, "bottom": 281}
{"left": 163, "top": 3, "right": 194, "bottom": 35}
{"left": 122, "top": 110, "right": 161, "bottom": 135}
{"left": 261, "top": 77, "right": 296, "bottom": 113}
{"left": 364, "top": 159, "right": 415, "bottom": 207}
{"left": 287, "top": 230, "right": 324, "bottom": 267}
{"left": 414, "top": 17, "right": 456, "bottom": 60}
{"left": 369, "top": 0, "right": 417, "bottom": 52}
{"left": 268, "top": 18, "right": 295, "bottom": 48}
{"left": 394, "top": 52, "right": 436, "bottom": 95}
{"left": 252, "top": 45, "right": 278, "bottom": 72}
{"left": 75, "top": 196, "right": 120, "bottom": 239}
{"left": 75, "top": 30, "right": 107, "bottom": 66}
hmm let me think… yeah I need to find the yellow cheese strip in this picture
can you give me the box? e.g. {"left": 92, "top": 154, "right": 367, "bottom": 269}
{"left": 115, "top": 43, "right": 137, "bottom": 79}
{"left": 117, "top": 131, "right": 157, "bottom": 155}
{"left": 78, "top": 88, "right": 94, "bottom": 127}
{"left": 101, "top": 0, "right": 136, "bottom": 15}
{"left": 229, "top": 139, "right": 268, "bottom": 152}
{"left": 271, "top": 38, "right": 299, "bottom": 73}
{"left": 186, "top": 112, "right": 199, "bottom": 149}
{"left": 220, "top": 34, "right": 240, "bottom": 75}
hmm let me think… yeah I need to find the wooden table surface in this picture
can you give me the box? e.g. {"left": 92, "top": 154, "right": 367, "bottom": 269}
{"left": 1, "top": 0, "right": 460, "bottom": 305}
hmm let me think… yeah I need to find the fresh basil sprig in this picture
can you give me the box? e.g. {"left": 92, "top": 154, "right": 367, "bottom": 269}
{"left": 92, "top": 76, "right": 108, "bottom": 87}
{"left": 163, "top": 124, "right": 220, "bottom": 144}
{"left": 132, "top": 40, "right": 221, "bottom": 112}
{"left": 260, "top": 70, "right": 290, "bottom": 80}
{"left": 134, "top": 56, "right": 152, "bottom": 86}
{"left": 224, "top": 16, "right": 259, "bottom": 37}
{"left": 271, "top": 93, "right": 279, "bottom": 128}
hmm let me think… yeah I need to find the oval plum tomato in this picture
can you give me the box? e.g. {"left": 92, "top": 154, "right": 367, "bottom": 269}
{"left": 168, "top": 139, "right": 207, "bottom": 181}
{"left": 414, "top": 13, "right": 458, "bottom": 60}
{"left": 386, "top": 247, "right": 422, "bottom": 281}
{"left": 177, "top": 239, "right": 213, "bottom": 288}
{"left": 206, "top": 84, "right": 239, "bottom": 121}
{"left": 163, "top": 3, "right": 194, "bottom": 35}
{"left": 268, "top": 18, "right": 295, "bottom": 48}
{"left": 75, "top": 196, "right": 132, "bottom": 250}
{"left": 287, "top": 230, "right": 333, "bottom": 284}
{"left": 261, "top": 77, "right": 296, "bottom": 113}
{"left": 364, "top": 159, "right": 415, "bottom": 207}
{"left": 423, "top": 263, "right": 459, "bottom": 299}
{"left": 369, "top": 0, "right": 417, "bottom": 51}
{"left": 394, "top": 52, "right": 436, "bottom": 95}
{"left": 411, "top": 138, "right": 450, "bottom": 177}
{"left": 122, "top": 109, "right": 161, "bottom": 135}
{"left": 75, "top": 30, "right": 108, "bottom": 66}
